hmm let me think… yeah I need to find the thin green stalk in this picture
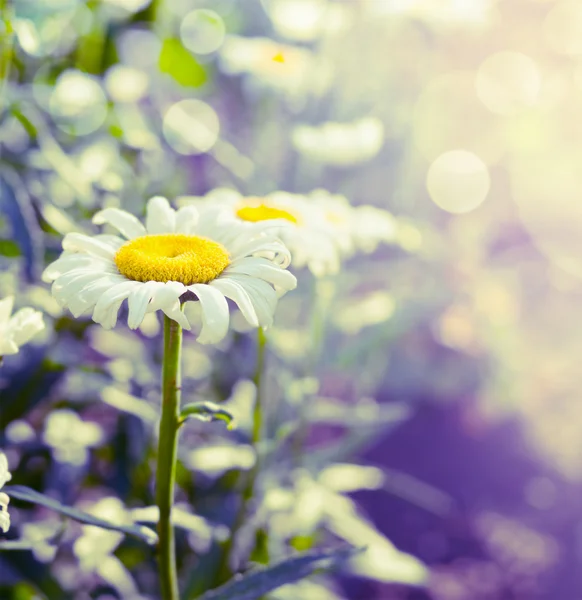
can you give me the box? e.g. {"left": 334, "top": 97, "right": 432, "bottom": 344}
{"left": 292, "top": 277, "right": 335, "bottom": 462}
{"left": 214, "top": 327, "right": 267, "bottom": 586}
{"left": 156, "top": 316, "right": 182, "bottom": 600}
{"left": 0, "top": 0, "right": 14, "bottom": 113}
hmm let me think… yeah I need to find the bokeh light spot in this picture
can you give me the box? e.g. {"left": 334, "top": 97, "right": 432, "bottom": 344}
{"left": 180, "top": 9, "right": 226, "bottom": 55}
{"left": 49, "top": 70, "right": 108, "bottom": 136}
{"left": 413, "top": 71, "right": 505, "bottom": 164}
{"left": 117, "top": 28, "right": 161, "bottom": 69}
{"left": 475, "top": 51, "right": 541, "bottom": 116}
{"left": 264, "top": 0, "right": 328, "bottom": 41}
{"left": 426, "top": 150, "right": 490, "bottom": 214}
{"left": 511, "top": 154, "right": 582, "bottom": 278}
{"left": 543, "top": 1, "right": 582, "bottom": 55}
{"left": 104, "top": 65, "right": 149, "bottom": 103}
{"left": 162, "top": 99, "right": 220, "bottom": 155}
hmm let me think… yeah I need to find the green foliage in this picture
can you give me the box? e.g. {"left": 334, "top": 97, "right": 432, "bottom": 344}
{"left": 5, "top": 485, "right": 158, "bottom": 545}
{"left": 180, "top": 401, "right": 235, "bottom": 428}
{"left": 159, "top": 39, "right": 207, "bottom": 88}
{"left": 197, "top": 547, "right": 362, "bottom": 600}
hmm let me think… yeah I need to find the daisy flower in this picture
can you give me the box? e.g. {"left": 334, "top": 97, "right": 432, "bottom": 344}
{"left": 185, "top": 188, "right": 343, "bottom": 278}
{"left": 292, "top": 117, "right": 385, "bottom": 166}
{"left": 187, "top": 188, "right": 400, "bottom": 277}
{"left": 0, "top": 450, "right": 12, "bottom": 534}
{"left": 42, "top": 197, "right": 297, "bottom": 344}
{"left": 218, "top": 35, "right": 332, "bottom": 100}
{"left": 305, "top": 189, "right": 398, "bottom": 256}
{"left": 0, "top": 296, "right": 45, "bottom": 357}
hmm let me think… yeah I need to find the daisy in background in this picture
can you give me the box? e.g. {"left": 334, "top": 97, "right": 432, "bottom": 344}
{"left": 291, "top": 117, "right": 385, "bottom": 167}
{"left": 180, "top": 187, "right": 402, "bottom": 277}
{"left": 182, "top": 188, "right": 344, "bottom": 278}
{"left": 0, "top": 296, "right": 45, "bottom": 358}
{"left": 305, "top": 189, "right": 400, "bottom": 256}
{"left": 42, "top": 196, "right": 297, "bottom": 345}
{"left": 218, "top": 35, "right": 333, "bottom": 101}
{"left": 0, "top": 450, "right": 12, "bottom": 533}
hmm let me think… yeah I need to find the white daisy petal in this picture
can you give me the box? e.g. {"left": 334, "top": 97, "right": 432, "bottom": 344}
{"left": 162, "top": 302, "right": 190, "bottom": 330}
{"left": 0, "top": 452, "right": 11, "bottom": 488}
{"left": 225, "top": 275, "right": 277, "bottom": 328}
{"left": 228, "top": 236, "right": 286, "bottom": 261}
{"left": 0, "top": 339, "right": 19, "bottom": 356}
{"left": 93, "top": 208, "right": 147, "bottom": 240}
{"left": 67, "top": 275, "right": 127, "bottom": 317}
{"left": 53, "top": 271, "right": 106, "bottom": 306}
{"left": 225, "top": 258, "right": 297, "bottom": 290}
{"left": 210, "top": 278, "right": 259, "bottom": 327}
{"left": 175, "top": 205, "right": 200, "bottom": 234}
{"left": 186, "top": 284, "right": 230, "bottom": 344}
{"left": 147, "top": 282, "right": 190, "bottom": 330}
{"left": 92, "top": 281, "right": 141, "bottom": 329}
{"left": 127, "top": 281, "right": 163, "bottom": 329}
{"left": 43, "top": 254, "right": 116, "bottom": 281}
{"left": 146, "top": 196, "right": 176, "bottom": 234}
{"left": 62, "top": 233, "right": 122, "bottom": 259}
{"left": 44, "top": 196, "right": 295, "bottom": 338}
{"left": 0, "top": 297, "right": 14, "bottom": 323}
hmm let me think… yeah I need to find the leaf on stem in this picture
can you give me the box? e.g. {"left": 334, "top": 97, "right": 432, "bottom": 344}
{"left": 180, "top": 401, "right": 235, "bottom": 429}
{"left": 197, "top": 546, "right": 362, "bottom": 600}
{"left": 4, "top": 485, "right": 158, "bottom": 545}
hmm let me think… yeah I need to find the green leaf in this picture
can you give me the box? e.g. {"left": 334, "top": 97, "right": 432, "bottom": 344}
{"left": 4, "top": 485, "right": 158, "bottom": 545}
{"left": 0, "top": 239, "right": 21, "bottom": 257}
{"left": 180, "top": 401, "right": 235, "bottom": 429}
{"left": 197, "top": 546, "right": 362, "bottom": 600}
{"left": 159, "top": 39, "right": 207, "bottom": 87}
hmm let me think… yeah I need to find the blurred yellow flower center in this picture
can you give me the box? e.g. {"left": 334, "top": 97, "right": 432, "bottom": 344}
{"left": 236, "top": 203, "right": 298, "bottom": 224}
{"left": 114, "top": 234, "right": 230, "bottom": 285}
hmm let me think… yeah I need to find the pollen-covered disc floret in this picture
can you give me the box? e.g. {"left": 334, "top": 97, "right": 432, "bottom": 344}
{"left": 42, "top": 196, "right": 297, "bottom": 344}
{"left": 114, "top": 234, "right": 230, "bottom": 285}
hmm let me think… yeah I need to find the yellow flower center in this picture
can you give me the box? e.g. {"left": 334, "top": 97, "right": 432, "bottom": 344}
{"left": 114, "top": 234, "right": 230, "bottom": 285}
{"left": 236, "top": 202, "right": 298, "bottom": 224}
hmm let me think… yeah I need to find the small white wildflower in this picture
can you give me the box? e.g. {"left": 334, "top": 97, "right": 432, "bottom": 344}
{"left": 0, "top": 296, "right": 45, "bottom": 357}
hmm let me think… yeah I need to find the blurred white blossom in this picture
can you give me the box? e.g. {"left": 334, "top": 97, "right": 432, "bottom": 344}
{"left": 186, "top": 444, "right": 256, "bottom": 476}
{"left": 0, "top": 296, "right": 45, "bottom": 357}
{"left": 185, "top": 188, "right": 344, "bottom": 277}
{"left": 43, "top": 409, "right": 104, "bottom": 465}
{"left": 303, "top": 189, "right": 400, "bottom": 259}
{"left": 265, "top": 0, "right": 349, "bottom": 42}
{"left": 219, "top": 35, "right": 332, "bottom": 100}
{"left": 292, "top": 118, "right": 385, "bottom": 166}
{"left": 20, "top": 518, "right": 63, "bottom": 562}
{"left": 74, "top": 497, "right": 147, "bottom": 598}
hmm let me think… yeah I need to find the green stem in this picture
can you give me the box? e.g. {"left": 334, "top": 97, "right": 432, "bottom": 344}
{"left": 0, "top": 0, "right": 14, "bottom": 110}
{"left": 156, "top": 316, "right": 182, "bottom": 600}
{"left": 214, "top": 327, "right": 267, "bottom": 586}
{"left": 292, "top": 277, "right": 334, "bottom": 462}
{"left": 251, "top": 327, "right": 267, "bottom": 446}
